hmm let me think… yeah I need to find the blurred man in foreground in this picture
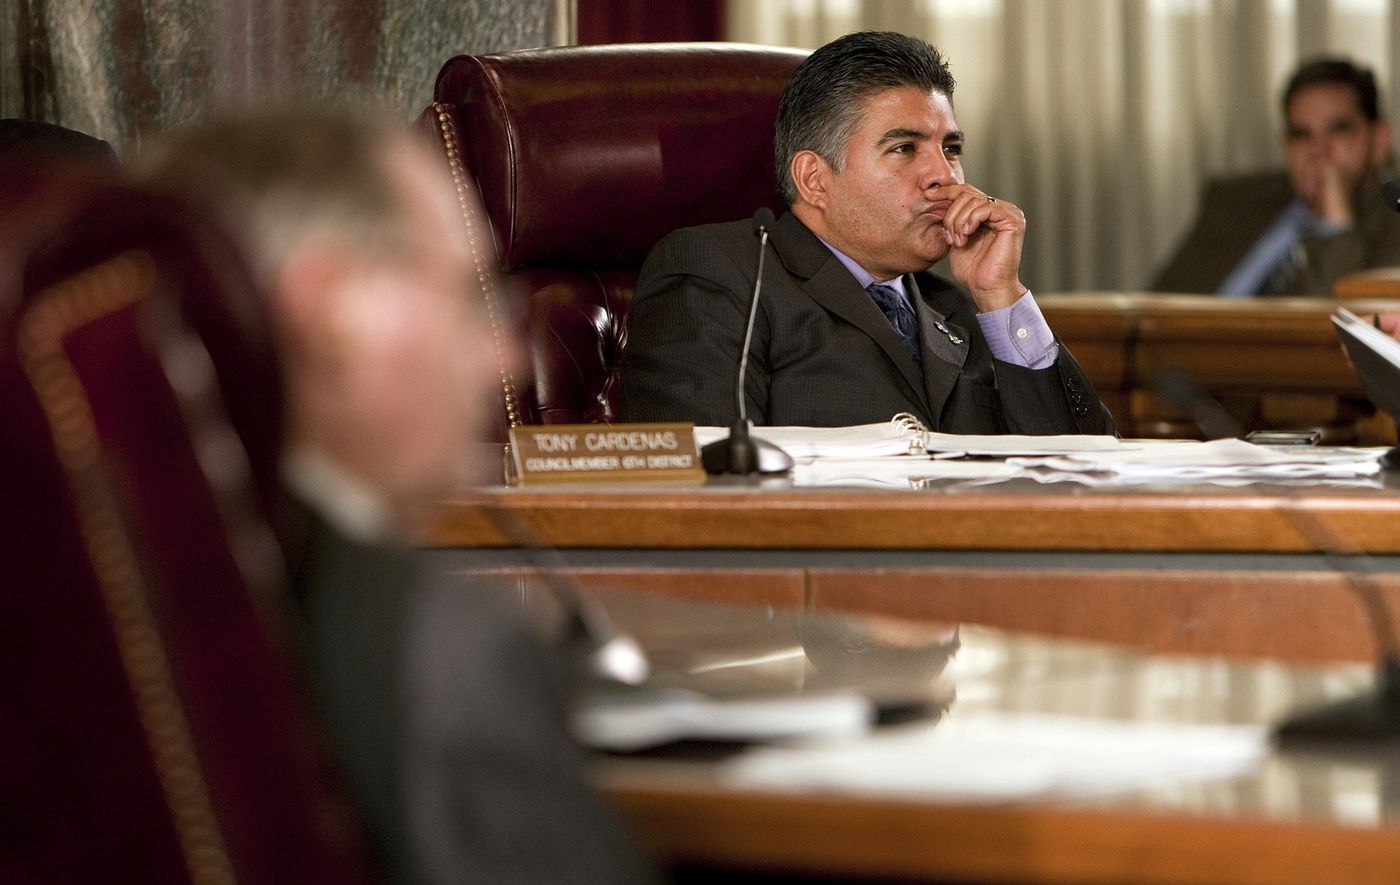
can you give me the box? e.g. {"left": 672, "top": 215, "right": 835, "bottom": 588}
{"left": 142, "top": 109, "right": 649, "bottom": 883}
{"left": 1154, "top": 58, "right": 1400, "bottom": 296}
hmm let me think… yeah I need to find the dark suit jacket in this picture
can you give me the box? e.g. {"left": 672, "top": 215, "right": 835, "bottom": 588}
{"left": 0, "top": 118, "right": 117, "bottom": 166}
{"left": 622, "top": 211, "right": 1114, "bottom": 434}
{"left": 289, "top": 508, "right": 651, "bottom": 884}
{"left": 1151, "top": 171, "right": 1400, "bottom": 295}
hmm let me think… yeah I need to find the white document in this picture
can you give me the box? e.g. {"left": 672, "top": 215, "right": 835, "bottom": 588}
{"left": 722, "top": 712, "right": 1267, "bottom": 801}
{"left": 573, "top": 689, "right": 874, "bottom": 752}
{"left": 792, "top": 457, "right": 1027, "bottom": 488}
{"left": 1333, "top": 307, "right": 1400, "bottom": 424}
{"left": 1334, "top": 307, "right": 1400, "bottom": 366}
{"left": 693, "top": 422, "right": 924, "bottom": 459}
{"left": 1009, "top": 438, "right": 1385, "bottom": 480}
{"left": 922, "top": 431, "right": 1128, "bottom": 456}
{"left": 695, "top": 419, "right": 1128, "bottom": 460}
{"left": 695, "top": 421, "right": 1383, "bottom": 481}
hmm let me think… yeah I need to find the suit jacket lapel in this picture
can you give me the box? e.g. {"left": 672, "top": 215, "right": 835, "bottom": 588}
{"left": 909, "top": 274, "right": 968, "bottom": 425}
{"left": 770, "top": 213, "right": 931, "bottom": 412}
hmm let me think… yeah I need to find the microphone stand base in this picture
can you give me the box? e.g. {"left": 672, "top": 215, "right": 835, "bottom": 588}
{"left": 701, "top": 433, "right": 794, "bottom": 476}
{"left": 1274, "top": 661, "right": 1400, "bottom": 745}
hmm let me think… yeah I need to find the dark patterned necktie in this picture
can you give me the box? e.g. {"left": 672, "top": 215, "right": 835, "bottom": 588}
{"left": 866, "top": 282, "right": 922, "bottom": 367}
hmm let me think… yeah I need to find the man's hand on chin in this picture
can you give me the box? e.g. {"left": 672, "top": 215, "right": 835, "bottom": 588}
{"left": 1301, "top": 161, "right": 1360, "bottom": 226}
{"left": 941, "top": 183, "right": 1029, "bottom": 311}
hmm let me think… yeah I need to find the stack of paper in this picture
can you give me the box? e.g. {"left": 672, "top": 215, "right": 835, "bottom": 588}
{"left": 573, "top": 688, "right": 874, "bottom": 752}
{"left": 791, "top": 457, "right": 1025, "bottom": 487}
{"left": 693, "top": 419, "right": 1386, "bottom": 486}
{"left": 693, "top": 422, "right": 924, "bottom": 459}
{"left": 722, "top": 712, "right": 1267, "bottom": 801}
{"left": 922, "top": 431, "right": 1128, "bottom": 456}
{"left": 693, "top": 422, "right": 1130, "bottom": 460}
{"left": 1009, "top": 438, "right": 1384, "bottom": 480}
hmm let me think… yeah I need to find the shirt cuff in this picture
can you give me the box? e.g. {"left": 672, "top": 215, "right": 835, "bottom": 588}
{"left": 975, "top": 291, "right": 1059, "bottom": 370}
{"left": 1308, "top": 217, "right": 1352, "bottom": 238}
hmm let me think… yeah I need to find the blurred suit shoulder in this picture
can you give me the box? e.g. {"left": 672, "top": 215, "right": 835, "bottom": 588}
{"left": 1150, "top": 171, "right": 1294, "bottom": 294}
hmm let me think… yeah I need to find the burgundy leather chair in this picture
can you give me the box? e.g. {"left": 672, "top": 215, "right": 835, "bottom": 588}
{"left": 0, "top": 166, "right": 369, "bottom": 883}
{"left": 421, "top": 42, "right": 807, "bottom": 434}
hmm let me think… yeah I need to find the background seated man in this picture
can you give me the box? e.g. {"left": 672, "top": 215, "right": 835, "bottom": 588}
{"left": 141, "top": 109, "right": 651, "bottom": 884}
{"left": 1153, "top": 57, "right": 1400, "bottom": 296}
{"left": 621, "top": 31, "right": 1113, "bottom": 435}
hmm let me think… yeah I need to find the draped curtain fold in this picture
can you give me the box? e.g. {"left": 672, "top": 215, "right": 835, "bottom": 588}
{"left": 9, "top": 0, "right": 1398, "bottom": 289}
{"left": 0, "top": 0, "right": 560, "bottom": 155}
{"left": 728, "top": 0, "right": 1400, "bottom": 291}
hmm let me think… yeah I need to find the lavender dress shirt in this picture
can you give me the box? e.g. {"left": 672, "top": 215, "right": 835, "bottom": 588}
{"left": 817, "top": 239, "right": 1059, "bottom": 370}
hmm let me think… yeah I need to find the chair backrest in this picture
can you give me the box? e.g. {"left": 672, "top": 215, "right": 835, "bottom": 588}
{"left": 0, "top": 165, "right": 369, "bottom": 884}
{"left": 423, "top": 42, "right": 807, "bottom": 431}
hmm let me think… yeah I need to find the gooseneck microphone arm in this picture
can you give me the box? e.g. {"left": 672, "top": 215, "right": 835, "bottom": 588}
{"left": 701, "top": 207, "right": 795, "bottom": 475}
{"left": 734, "top": 216, "right": 767, "bottom": 427}
{"left": 484, "top": 504, "right": 649, "bottom": 687}
{"left": 1272, "top": 488, "right": 1400, "bottom": 742}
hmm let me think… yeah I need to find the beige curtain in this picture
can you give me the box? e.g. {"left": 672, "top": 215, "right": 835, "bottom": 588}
{"left": 0, "top": 0, "right": 560, "bottom": 156}
{"left": 728, "top": 0, "right": 1400, "bottom": 292}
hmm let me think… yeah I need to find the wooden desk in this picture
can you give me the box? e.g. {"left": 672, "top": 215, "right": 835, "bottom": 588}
{"left": 576, "top": 589, "right": 1400, "bottom": 884}
{"left": 1040, "top": 292, "right": 1400, "bottom": 443}
{"left": 562, "top": 588, "right": 1394, "bottom": 885}
{"left": 424, "top": 297, "right": 1400, "bottom": 648}
{"left": 424, "top": 477, "right": 1400, "bottom": 665}
{"left": 424, "top": 470, "right": 1400, "bottom": 880}
{"left": 1334, "top": 267, "right": 1400, "bottom": 300}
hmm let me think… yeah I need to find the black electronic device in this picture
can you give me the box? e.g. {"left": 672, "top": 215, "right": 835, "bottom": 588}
{"left": 1244, "top": 430, "right": 1322, "bottom": 446}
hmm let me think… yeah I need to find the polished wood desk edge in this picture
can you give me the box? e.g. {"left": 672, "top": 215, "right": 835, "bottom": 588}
{"left": 420, "top": 486, "right": 1400, "bottom": 553}
{"left": 1333, "top": 268, "right": 1400, "bottom": 300}
{"left": 1035, "top": 294, "right": 1400, "bottom": 438}
{"left": 453, "top": 562, "right": 1398, "bottom": 664}
{"left": 601, "top": 779, "right": 1400, "bottom": 884}
{"left": 1041, "top": 293, "right": 1400, "bottom": 342}
{"left": 1041, "top": 291, "right": 1400, "bottom": 313}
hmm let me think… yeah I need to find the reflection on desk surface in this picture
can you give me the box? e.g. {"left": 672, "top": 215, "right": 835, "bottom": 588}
{"left": 573, "top": 589, "right": 1396, "bottom": 829}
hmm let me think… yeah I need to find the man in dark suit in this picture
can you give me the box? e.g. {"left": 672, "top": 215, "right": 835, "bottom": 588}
{"left": 622, "top": 31, "right": 1113, "bottom": 434}
{"left": 144, "top": 110, "right": 651, "bottom": 884}
{"left": 1153, "top": 58, "right": 1400, "bottom": 296}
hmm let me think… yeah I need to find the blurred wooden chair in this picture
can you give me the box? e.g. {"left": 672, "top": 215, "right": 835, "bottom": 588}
{"left": 0, "top": 164, "right": 370, "bottom": 883}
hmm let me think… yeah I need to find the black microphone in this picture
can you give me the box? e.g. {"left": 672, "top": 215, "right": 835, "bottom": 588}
{"left": 1383, "top": 179, "right": 1400, "bottom": 213}
{"left": 701, "top": 208, "right": 795, "bottom": 475}
{"left": 1153, "top": 368, "right": 1243, "bottom": 439}
{"left": 1272, "top": 507, "right": 1400, "bottom": 743}
{"left": 486, "top": 506, "right": 649, "bottom": 687}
